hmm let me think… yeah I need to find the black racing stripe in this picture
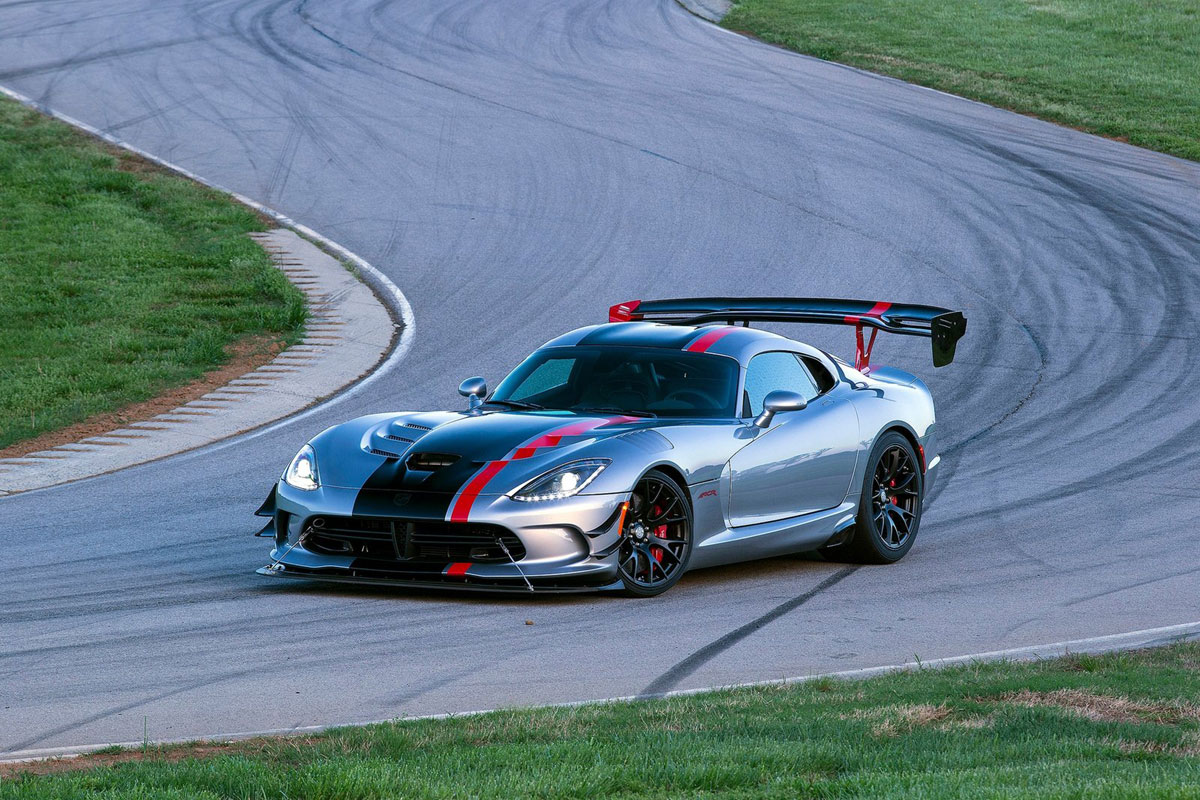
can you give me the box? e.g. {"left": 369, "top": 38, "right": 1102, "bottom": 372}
{"left": 350, "top": 456, "right": 466, "bottom": 520}
{"left": 576, "top": 324, "right": 700, "bottom": 349}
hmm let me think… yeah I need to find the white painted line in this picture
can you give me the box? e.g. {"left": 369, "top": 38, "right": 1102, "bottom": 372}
{"left": 4, "top": 620, "right": 1197, "bottom": 764}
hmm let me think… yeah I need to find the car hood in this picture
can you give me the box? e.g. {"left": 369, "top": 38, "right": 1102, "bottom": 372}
{"left": 310, "top": 408, "right": 668, "bottom": 496}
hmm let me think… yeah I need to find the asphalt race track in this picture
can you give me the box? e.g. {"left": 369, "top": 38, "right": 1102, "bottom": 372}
{"left": 1, "top": 0, "right": 1198, "bottom": 755}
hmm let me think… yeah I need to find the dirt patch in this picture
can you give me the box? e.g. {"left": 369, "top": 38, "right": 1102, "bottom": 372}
{"left": 0, "top": 335, "right": 287, "bottom": 461}
{"left": 0, "top": 735, "right": 327, "bottom": 778}
{"left": 999, "top": 689, "right": 1200, "bottom": 725}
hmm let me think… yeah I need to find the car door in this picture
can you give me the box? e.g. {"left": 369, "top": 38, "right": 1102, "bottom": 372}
{"left": 726, "top": 351, "right": 859, "bottom": 527}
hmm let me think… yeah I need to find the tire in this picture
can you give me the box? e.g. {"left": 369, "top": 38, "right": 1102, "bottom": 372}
{"left": 616, "top": 469, "right": 694, "bottom": 597}
{"left": 838, "top": 431, "right": 923, "bottom": 564}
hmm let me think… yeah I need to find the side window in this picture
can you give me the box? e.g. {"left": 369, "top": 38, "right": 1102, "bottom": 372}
{"left": 506, "top": 358, "right": 574, "bottom": 402}
{"left": 801, "top": 356, "right": 836, "bottom": 394}
{"left": 742, "top": 352, "right": 820, "bottom": 417}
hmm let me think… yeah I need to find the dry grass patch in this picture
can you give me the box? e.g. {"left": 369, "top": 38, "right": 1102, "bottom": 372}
{"left": 999, "top": 689, "right": 1200, "bottom": 725}
{"left": 843, "top": 703, "right": 954, "bottom": 736}
{"left": 0, "top": 736, "right": 329, "bottom": 779}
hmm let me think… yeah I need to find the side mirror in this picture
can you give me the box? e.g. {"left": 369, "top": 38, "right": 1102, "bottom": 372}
{"left": 753, "top": 389, "right": 807, "bottom": 428}
{"left": 458, "top": 376, "right": 487, "bottom": 411}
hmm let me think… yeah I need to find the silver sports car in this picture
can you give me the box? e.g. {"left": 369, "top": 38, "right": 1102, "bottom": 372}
{"left": 255, "top": 298, "right": 966, "bottom": 596}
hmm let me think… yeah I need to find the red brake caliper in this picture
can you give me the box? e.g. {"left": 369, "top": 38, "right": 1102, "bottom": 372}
{"left": 889, "top": 479, "right": 897, "bottom": 504}
{"left": 651, "top": 504, "right": 667, "bottom": 562}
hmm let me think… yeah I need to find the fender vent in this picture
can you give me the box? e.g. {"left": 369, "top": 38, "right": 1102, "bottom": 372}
{"left": 406, "top": 452, "right": 459, "bottom": 471}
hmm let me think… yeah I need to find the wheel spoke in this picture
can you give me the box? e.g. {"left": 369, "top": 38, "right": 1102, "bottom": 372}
{"left": 885, "top": 507, "right": 910, "bottom": 535}
{"left": 655, "top": 542, "right": 682, "bottom": 564}
{"left": 650, "top": 558, "right": 666, "bottom": 584}
{"left": 647, "top": 496, "right": 679, "bottom": 523}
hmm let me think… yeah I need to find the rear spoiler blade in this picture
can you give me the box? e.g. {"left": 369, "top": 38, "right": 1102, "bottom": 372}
{"left": 608, "top": 297, "right": 966, "bottom": 369}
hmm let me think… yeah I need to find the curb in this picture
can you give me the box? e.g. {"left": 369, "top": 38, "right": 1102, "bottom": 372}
{"left": 3, "top": 620, "right": 1197, "bottom": 764}
{"left": 0, "top": 84, "right": 415, "bottom": 496}
{"left": 673, "top": 0, "right": 731, "bottom": 23}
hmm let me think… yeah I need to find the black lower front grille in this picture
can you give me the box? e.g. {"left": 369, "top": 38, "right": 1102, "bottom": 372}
{"left": 302, "top": 516, "right": 525, "bottom": 563}
{"left": 303, "top": 515, "right": 398, "bottom": 559}
{"left": 406, "top": 521, "right": 526, "bottom": 562}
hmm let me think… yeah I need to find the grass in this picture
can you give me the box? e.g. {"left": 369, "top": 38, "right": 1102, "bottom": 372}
{"left": 722, "top": 0, "right": 1200, "bottom": 162}
{"left": 0, "top": 97, "right": 305, "bottom": 450}
{"left": 4, "top": 644, "right": 1200, "bottom": 798}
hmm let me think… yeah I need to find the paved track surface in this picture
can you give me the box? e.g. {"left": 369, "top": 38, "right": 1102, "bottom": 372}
{"left": 1, "top": 0, "right": 1197, "bottom": 754}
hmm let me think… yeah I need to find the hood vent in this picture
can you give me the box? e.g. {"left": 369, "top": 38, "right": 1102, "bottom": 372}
{"left": 401, "top": 423, "right": 432, "bottom": 432}
{"left": 369, "top": 448, "right": 402, "bottom": 459}
{"left": 384, "top": 434, "right": 415, "bottom": 444}
{"left": 406, "top": 452, "right": 459, "bottom": 471}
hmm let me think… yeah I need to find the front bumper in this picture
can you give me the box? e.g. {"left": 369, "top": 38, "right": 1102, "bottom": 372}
{"left": 259, "top": 483, "right": 628, "bottom": 592}
{"left": 923, "top": 453, "right": 941, "bottom": 501}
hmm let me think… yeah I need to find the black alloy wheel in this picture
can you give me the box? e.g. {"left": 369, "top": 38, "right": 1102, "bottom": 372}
{"left": 835, "top": 431, "right": 924, "bottom": 564}
{"left": 617, "top": 469, "right": 692, "bottom": 596}
{"left": 871, "top": 443, "right": 920, "bottom": 550}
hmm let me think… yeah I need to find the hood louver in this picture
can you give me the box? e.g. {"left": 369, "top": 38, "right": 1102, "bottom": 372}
{"left": 406, "top": 452, "right": 460, "bottom": 471}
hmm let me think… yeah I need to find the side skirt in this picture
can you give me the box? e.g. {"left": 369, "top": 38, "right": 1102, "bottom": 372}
{"left": 688, "top": 501, "right": 858, "bottom": 569}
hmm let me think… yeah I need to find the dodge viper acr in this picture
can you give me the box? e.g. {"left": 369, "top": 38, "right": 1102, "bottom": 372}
{"left": 255, "top": 297, "right": 966, "bottom": 596}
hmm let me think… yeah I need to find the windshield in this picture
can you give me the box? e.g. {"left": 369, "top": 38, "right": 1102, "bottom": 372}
{"left": 491, "top": 346, "right": 739, "bottom": 418}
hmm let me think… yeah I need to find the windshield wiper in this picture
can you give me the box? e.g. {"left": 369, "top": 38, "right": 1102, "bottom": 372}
{"left": 573, "top": 406, "right": 657, "bottom": 418}
{"left": 483, "top": 399, "right": 545, "bottom": 411}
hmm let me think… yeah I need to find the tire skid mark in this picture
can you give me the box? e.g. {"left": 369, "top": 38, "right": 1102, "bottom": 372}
{"left": 639, "top": 567, "right": 858, "bottom": 697}
{"left": 0, "top": 36, "right": 207, "bottom": 81}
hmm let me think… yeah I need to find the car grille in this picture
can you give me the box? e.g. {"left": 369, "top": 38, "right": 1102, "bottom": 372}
{"left": 302, "top": 516, "right": 525, "bottom": 563}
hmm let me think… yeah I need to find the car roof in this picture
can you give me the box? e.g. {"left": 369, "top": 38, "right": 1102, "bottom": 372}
{"left": 539, "top": 322, "right": 832, "bottom": 366}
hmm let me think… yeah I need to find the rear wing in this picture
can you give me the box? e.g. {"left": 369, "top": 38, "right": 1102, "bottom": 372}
{"left": 608, "top": 297, "right": 966, "bottom": 370}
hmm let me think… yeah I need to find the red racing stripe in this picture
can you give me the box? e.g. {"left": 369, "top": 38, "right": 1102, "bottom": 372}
{"left": 685, "top": 327, "right": 737, "bottom": 352}
{"left": 515, "top": 417, "right": 632, "bottom": 456}
{"left": 447, "top": 416, "right": 639, "bottom": 522}
{"left": 444, "top": 562, "right": 471, "bottom": 577}
{"left": 844, "top": 301, "right": 892, "bottom": 324}
{"left": 449, "top": 459, "right": 509, "bottom": 523}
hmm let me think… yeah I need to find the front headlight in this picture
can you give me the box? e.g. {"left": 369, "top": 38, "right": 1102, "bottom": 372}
{"left": 284, "top": 444, "right": 320, "bottom": 491}
{"left": 509, "top": 459, "right": 610, "bottom": 502}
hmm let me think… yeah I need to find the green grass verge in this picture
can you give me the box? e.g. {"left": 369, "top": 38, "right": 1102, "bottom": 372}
{"left": 722, "top": 0, "right": 1200, "bottom": 162}
{"left": 5, "top": 644, "right": 1200, "bottom": 798}
{"left": 0, "top": 97, "right": 305, "bottom": 450}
